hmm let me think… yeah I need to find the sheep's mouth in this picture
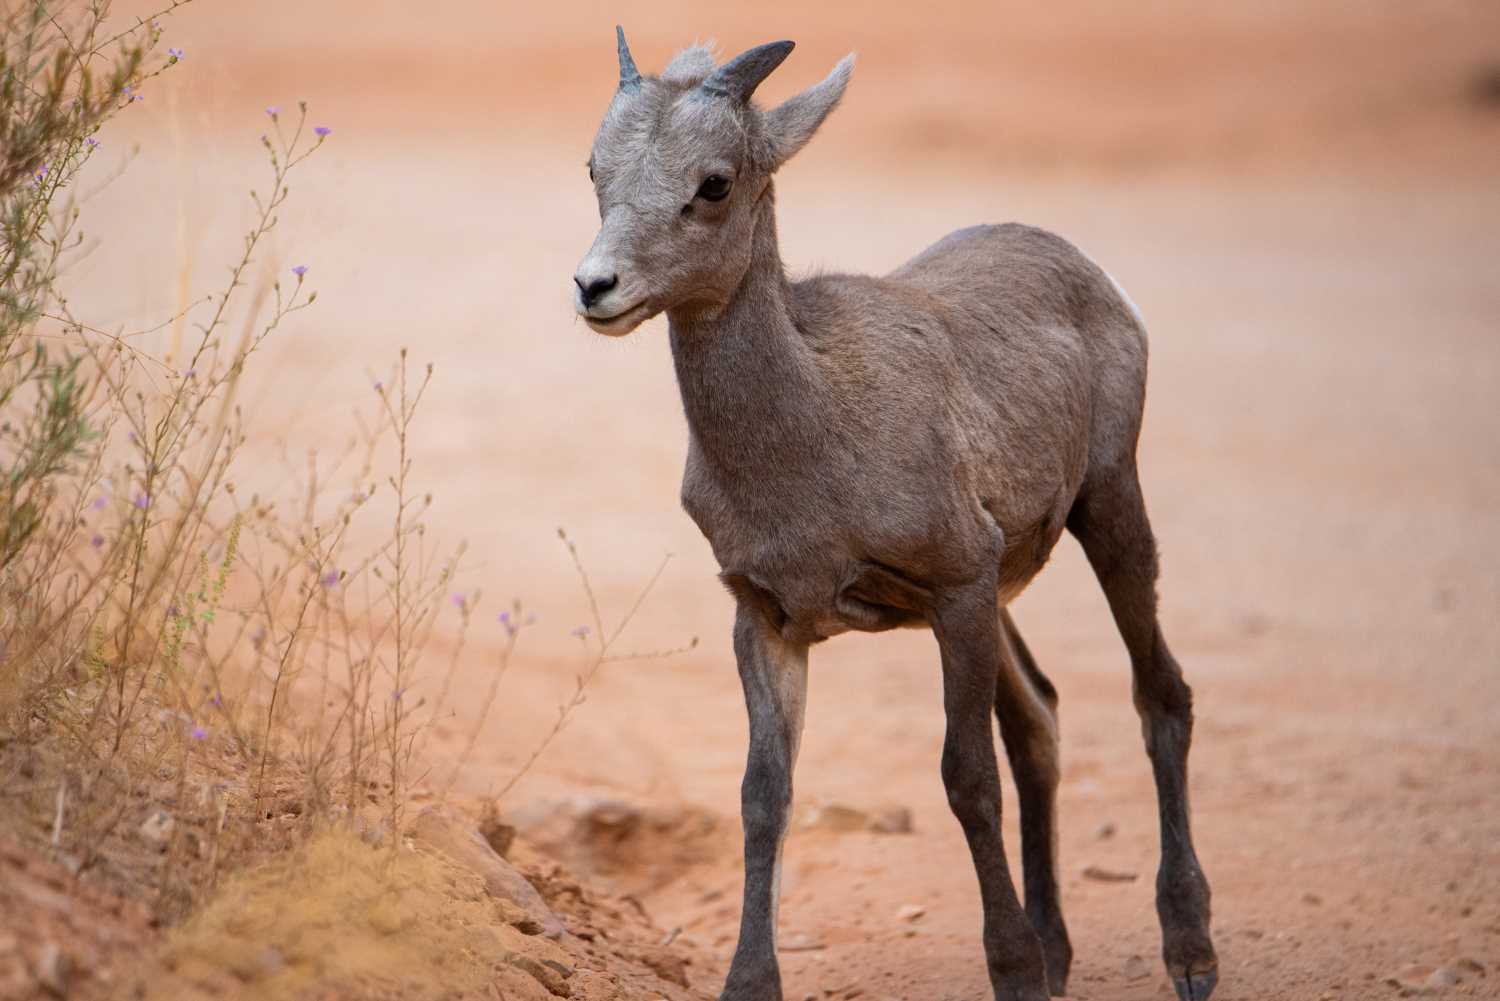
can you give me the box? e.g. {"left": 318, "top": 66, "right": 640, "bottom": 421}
{"left": 583, "top": 301, "right": 649, "bottom": 336}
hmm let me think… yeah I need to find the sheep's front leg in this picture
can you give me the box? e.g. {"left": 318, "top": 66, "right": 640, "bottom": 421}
{"left": 720, "top": 605, "right": 809, "bottom": 1001}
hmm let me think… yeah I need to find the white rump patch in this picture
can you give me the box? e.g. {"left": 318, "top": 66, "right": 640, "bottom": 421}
{"left": 1103, "top": 268, "right": 1146, "bottom": 330}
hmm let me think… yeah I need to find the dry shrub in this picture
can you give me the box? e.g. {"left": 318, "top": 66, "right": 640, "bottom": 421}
{"left": 0, "top": 0, "right": 473, "bottom": 917}
{"left": 0, "top": 0, "right": 689, "bottom": 935}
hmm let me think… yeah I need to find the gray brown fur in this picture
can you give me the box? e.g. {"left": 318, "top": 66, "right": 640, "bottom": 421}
{"left": 574, "top": 30, "right": 1219, "bottom": 1001}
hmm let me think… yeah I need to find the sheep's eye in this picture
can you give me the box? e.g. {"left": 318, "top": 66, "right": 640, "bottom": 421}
{"left": 696, "top": 175, "right": 731, "bottom": 202}
{"left": 588, "top": 162, "right": 595, "bottom": 183}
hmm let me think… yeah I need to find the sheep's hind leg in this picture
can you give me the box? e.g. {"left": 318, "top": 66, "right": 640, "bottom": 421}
{"left": 932, "top": 582, "right": 1049, "bottom": 1001}
{"left": 996, "top": 608, "right": 1072, "bottom": 996}
{"left": 1068, "top": 468, "right": 1219, "bottom": 1001}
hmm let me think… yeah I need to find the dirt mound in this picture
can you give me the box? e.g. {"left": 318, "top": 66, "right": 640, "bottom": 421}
{"left": 136, "top": 810, "right": 710, "bottom": 1001}
{"left": 0, "top": 809, "right": 713, "bottom": 1001}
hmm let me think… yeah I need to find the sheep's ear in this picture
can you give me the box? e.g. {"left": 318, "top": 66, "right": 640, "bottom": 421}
{"left": 764, "top": 54, "right": 854, "bottom": 168}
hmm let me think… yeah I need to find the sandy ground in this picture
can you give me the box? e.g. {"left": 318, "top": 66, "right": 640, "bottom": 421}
{"left": 61, "top": 1, "right": 1500, "bottom": 998}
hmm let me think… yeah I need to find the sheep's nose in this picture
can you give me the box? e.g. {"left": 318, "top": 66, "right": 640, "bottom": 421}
{"left": 574, "top": 273, "right": 618, "bottom": 309}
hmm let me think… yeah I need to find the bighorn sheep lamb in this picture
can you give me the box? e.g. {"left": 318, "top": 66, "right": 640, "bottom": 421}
{"left": 572, "top": 29, "right": 1219, "bottom": 1001}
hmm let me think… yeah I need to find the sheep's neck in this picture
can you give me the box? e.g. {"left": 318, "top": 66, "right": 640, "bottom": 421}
{"left": 667, "top": 187, "right": 830, "bottom": 479}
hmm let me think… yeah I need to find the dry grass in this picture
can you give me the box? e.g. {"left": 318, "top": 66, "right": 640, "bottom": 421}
{"left": 150, "top": 827, "right": 504, "bottom": 1000}
{"left": 0, "top": 2, "right": 688, "bottom": 954}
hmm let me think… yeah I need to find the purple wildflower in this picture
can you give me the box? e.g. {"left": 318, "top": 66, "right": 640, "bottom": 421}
{"left": 127, "top": 430, "right": 139, "bottom": 444}
{"left": 291, "top": 264, "right": 308, "bottom": 277}
{"left": 168, "top": 47, "right": 183, "bottom": 59}
{"left": 320, "top": 569, "right": 340, "bottom": 588}
{"left": 266, "top": 105, "right": 281, "bottom": 117}
{"left": 133, "top": 492, "right": 150, "bottom": 510}
{"left": 167, "top": 604, "right": 181, "bottom": 618}
{"left": 570, "top": 625, "right": 590, "bottom": 640}
{"left": 452, "top": 593, "right": 466, "bottom": 609}
{"left": 392, "top": 689, "right": 404, "bottom": 703}
{"left": 314, "top": 126, "right": 331, "bottom": 137}
{"left": 91, "top": 495, "right": 108, "bottom": 511}
{"left": 90, "top": 534, "right": 105, "bottom": 548}
{"left": 191, "top": 725, "right": 207, "bottom": 741}
{"left": 372, "top": 380, "right": 383, "bottom": 392}
{"left": 210, "top": 693, "right": 223, "bottom": 708}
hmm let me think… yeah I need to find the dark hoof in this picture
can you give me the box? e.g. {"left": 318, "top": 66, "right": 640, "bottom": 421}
{"left": 1039, "top": 936, "right": 1071, "bottom": 996}
{"left": 1172, "top": 967, "right": 1219, "bottom": 1001}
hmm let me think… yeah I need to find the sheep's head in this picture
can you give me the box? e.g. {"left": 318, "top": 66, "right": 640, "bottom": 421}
{"left": 573, "top": 28, "right": 853, "bottom": 335}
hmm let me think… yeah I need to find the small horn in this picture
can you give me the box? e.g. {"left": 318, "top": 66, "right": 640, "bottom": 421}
{"left": 617, "top": 25, "right": 643, "bottom": 92}
{"left": 700, "top": 40, "right": 795, "bottom": 103}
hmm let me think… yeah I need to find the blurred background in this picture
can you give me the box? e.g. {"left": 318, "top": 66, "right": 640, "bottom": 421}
{"left": 78, "top": 1, "right": 1500, "bottom": 997}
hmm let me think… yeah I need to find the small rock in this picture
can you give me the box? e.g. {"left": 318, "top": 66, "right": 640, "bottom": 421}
{"left": 1123, "top": 954, "right": 1152, "bottom": 981}
{"left": 868, "top": 806, "right": 913, "bottom": 835}
{"left": 1453, "top": 957, "right": 1486, "bottom": 977}
{"left": 541, "top": 958, "right": 575, "bottom": 978}
{"left": 1083, "top": 865, "right": 1138, "bottom": 883}
{"left": 895, "top": 904, "right": 926, "bottom": 923}
{"left": 1425, "top": 965, "right": 1460, "bottom": 990}
{"left": 801, "top": 804, "right": 870, "bottom": 833}
{"left": 408, "top": 806, "right": 565, "bottom": 939}
{"left": 635, "top": 946, "right": 689, "bottom": 988}
{"left": 496, "top": 897, "right": 546, "bottom": 935}
{"left": 1302, "top": 892, "right": 1323, "bottom": 906}
{"left": 1094, "top": 821, "right": 1117, "bottom": 840}
{"left": 505, "top": 951, "right": 572, "bottom": 997}
{"left": 780, "top": 933, "right": 826, "bottom": 952}
{"left": 480, "top": 814, "right": 517, "bottom": 859}
{"left": 137, "top": 810, "right": 175, "bottom": 850}
{"left": 1384, "top": 964, "right": 1438, "bottom": 996}
{"left": 37, "top": 942, "right": 72, "bottom": 998}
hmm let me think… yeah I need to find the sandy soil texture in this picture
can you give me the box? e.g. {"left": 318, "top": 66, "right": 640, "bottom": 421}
{"left": 53, "top": 1, "right": 1500, "bottom": 999}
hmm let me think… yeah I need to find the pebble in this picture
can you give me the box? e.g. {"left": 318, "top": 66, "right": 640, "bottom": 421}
{"left": 38, "top": 942, "right": 72, "bottom": 997}
{"left": 895, "top": 904, "right": 926, "bottom": 923}
{"left": 1094, "top": 821, "right": 1117, "bottom": 840}
{"left": 780, "top": 933, "right": 826, "bottom": 952}
{"left": 1123, "top": 954, "right": 1152, "bottom": 981}
{"left": 1082, "top": 865, "right": 1138, "bottom": 883}
{"left": 801, "top": 804, "right": 871, "bottom": 833}
{"left": 868, "top": 807, "right": 914, "bottom": 835}
{"left": 137, "top": 810, "right": 174, "bottom": 850}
